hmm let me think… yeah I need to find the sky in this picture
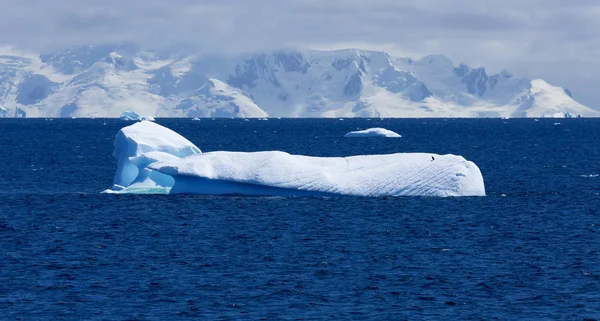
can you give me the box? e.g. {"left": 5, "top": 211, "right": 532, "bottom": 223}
{"left": 1, "top": 0, "right": 599, "bottom": 107}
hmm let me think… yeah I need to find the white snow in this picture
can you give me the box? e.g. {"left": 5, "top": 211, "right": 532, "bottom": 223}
{"left": 108, "top": 121, "right": 201, "bottom": 193}
{"left": 515, "top": 79, "right": 592, "bottom": 118}
{"left": 150, "top": 151, "right": 485, "bottom": 197}
{"left": 344, "top": 128, "right": 401, "bottom": 137}
{"left": 105, "top": 122, "right": 485, "bottom": 197}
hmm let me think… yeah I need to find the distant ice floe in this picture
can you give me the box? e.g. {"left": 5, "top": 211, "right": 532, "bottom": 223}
{"left": 344, "top": 128, "right": 401, "bottom": 138}
{"left": 543, "top": 112, "right": 582, "bottom": 118}
{"left": 119, "top": 111, "right": 155, "bottom": 121}
{"left": 580, "top": 174, "right": 599, "bottom": 178}
{"left": 104, "top": 121, "right": 485, "bottom": 197}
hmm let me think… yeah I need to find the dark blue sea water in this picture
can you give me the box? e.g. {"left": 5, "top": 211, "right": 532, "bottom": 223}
{"left": 1, "top": 118, "right": 599, "bottom": 320}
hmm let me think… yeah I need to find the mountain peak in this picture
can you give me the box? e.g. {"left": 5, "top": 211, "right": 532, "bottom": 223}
{"left": 417, "top": 54, "right": 454, "bottom": 69}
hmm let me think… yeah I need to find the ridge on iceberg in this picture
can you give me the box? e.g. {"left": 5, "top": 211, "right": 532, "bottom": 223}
{"left": 104, "top": 122, "right": 485, "bottom": 197}
{"left": 344, "top": 128, "right": 401, "bottom": 137}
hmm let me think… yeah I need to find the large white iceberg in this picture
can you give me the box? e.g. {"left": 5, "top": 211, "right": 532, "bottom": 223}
{"left": 105, "top": 121, "right": 485, "bottom": 197}
{"left": 344, "top": 128, "right": 401, "bottom": 138}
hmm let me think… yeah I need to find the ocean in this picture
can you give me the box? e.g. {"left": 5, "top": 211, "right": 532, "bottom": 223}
{"left": 1, "top": 118, "right": 599, "bottom": 320}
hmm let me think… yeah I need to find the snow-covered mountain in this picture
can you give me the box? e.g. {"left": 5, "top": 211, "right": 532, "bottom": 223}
{"left": 0, "top": 44, "right": 597, "bottom": 118}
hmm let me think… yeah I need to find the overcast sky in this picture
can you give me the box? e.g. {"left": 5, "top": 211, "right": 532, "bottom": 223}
{"left": 1, "top": 0, "right": 599, "bottom": 106}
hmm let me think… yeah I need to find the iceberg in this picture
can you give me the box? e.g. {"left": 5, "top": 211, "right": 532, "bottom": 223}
{"left": 119, "top": 111, "right": 155, "bottom": 121}
{"left": 105, "top": 122, "right": 485, "bottom": 197}
{"left": 344, "top": 128, "right": 401, "bottom": 138}
{"left": 108, "top": 121, "right": 201, "bottom": 193}
{"left": 0, "top": 106, "right": 7, "bottom": 118}
{"left": 119, "top": 111, "right": 141, "bottom": 120}
{"left": 150, "top": 151, "right": 485, "bottom": 197}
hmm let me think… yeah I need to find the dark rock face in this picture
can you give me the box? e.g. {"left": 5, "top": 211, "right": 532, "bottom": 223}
{"left": 273, "top": 51, "right": 309, "bottom": 73}
{"left": 228, "top": 55, "right": 280, "bottom": 89}
{"left": 344, "top": 72, "right": 362, "bottom": 96}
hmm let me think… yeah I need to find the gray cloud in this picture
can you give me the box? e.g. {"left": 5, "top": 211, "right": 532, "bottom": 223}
{"left": 1, "top": 0, "right": 599, "bottom": 106}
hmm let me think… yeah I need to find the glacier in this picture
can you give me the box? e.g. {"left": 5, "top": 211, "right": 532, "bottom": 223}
{"left": 344, "top": 128, "right": 401, "bottom": 137}
{"left": 105, "top": 121, "right": 485, "bottom": 197}
{"left": 0, "top": 45, "right": 598, "bottom": 118}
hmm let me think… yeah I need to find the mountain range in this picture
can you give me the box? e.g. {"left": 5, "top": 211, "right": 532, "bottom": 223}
{"left": 0, "top": 44, "right": 597, "bottom": 118}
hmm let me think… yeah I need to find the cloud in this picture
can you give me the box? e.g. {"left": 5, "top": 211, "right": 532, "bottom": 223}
{"left": 1, "top": 0, "right": 599, "bottom": 105}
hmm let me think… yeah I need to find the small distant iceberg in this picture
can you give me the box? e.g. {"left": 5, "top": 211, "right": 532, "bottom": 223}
{"left": 192, "top": 117, "right": 201, "bottom": 121}
{"left": 119, "top": 111, "right": 155, "bottom": 121}
{"left": 0, "top": 106, "right": 7, "bottom": 118}
{"left": 104, "top": 121, "right": 485, "bottom": 197}
{"left": 119, "top": 111, "right": 140, "bottom": 120}
{"left": 543, "top": 112, "right": 582, "bottom": 118}
{"left": 344, "top": 128, "right": 401, "bottom": 138}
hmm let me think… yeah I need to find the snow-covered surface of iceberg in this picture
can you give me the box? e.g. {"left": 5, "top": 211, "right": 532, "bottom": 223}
{"left": 344, "top": 128, "right": 401, "bottom": 138}
{"left": 150, "top": 151, "right": 484, "bottom": 197}
{"left": 105, "top": 122, "right": 485, "bottom": 197}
